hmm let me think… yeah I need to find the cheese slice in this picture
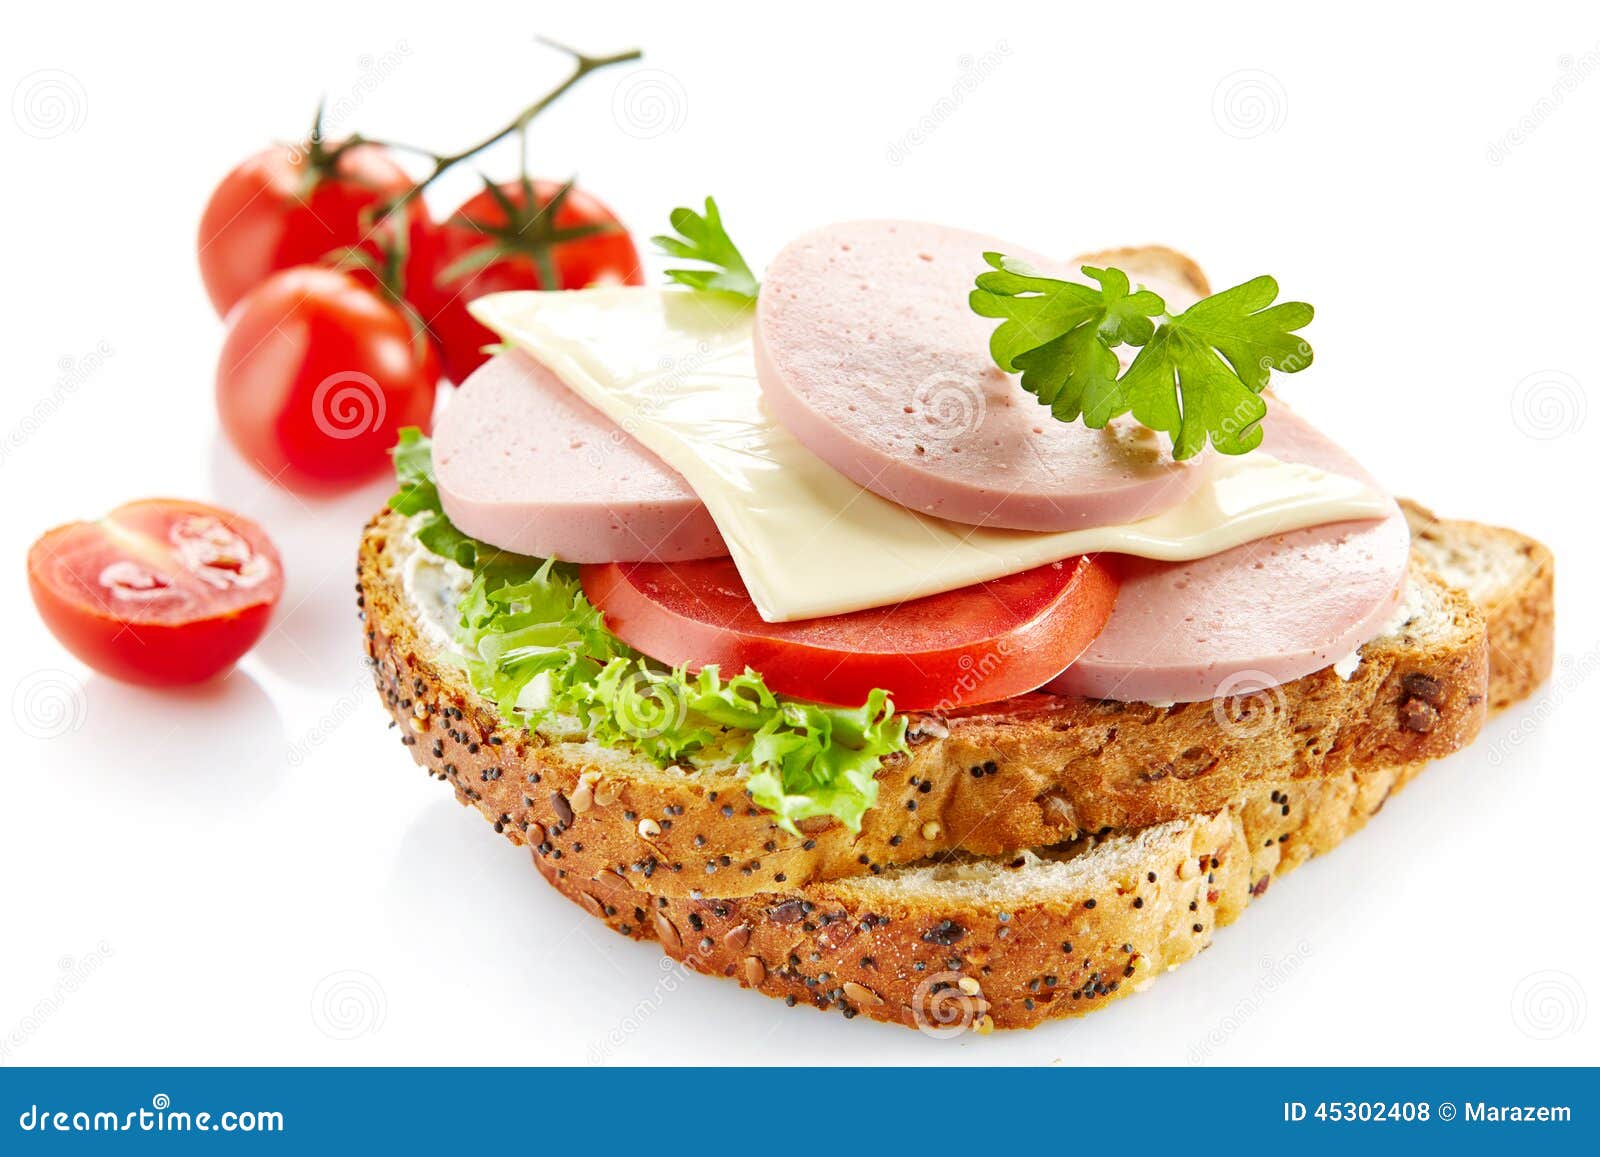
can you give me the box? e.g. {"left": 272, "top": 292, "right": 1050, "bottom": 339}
{"left": 471, "top": 288, "right": 1391, "bottom": 623}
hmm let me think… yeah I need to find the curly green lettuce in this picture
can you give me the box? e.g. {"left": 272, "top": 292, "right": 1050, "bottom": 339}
{"left": 387, "top": 430, "right": 905, "bottom": 832}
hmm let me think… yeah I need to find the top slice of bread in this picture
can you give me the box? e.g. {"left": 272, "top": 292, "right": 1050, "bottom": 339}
{"left": 362, "top": 511, "right": 1489, "bottom": 900}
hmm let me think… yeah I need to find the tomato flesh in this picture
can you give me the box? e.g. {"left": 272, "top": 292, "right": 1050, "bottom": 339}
{"left": 28, "top": 499, "right": 284, "bottom": 685}
{"left": 413, "top": 179, "right": 644, "bottom": 384}
{"left": 216, "top": 266, "right": 437, "bottom": 491}
{"left": 581, "top": 556, "right": 1119, "bottom": 711}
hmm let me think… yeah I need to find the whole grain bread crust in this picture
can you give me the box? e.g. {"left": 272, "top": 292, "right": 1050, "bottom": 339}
{"left": 532, "top": 757, "right": 1431, "bottom": 1031}
{"left": 1401, "top": 500, "right": 1554, "bottom": 713}
{"left": 360, "top": 510, "right": 1489, "bottom": 900}
{"left": 1073, "top": 244, "right": 1212, "bottom": 301}
{"left": 516, "top": 511, "right": 1551, "bottom": 1031}
{"left": 530, "top": 510, "right": 1550, "bottom": 1032}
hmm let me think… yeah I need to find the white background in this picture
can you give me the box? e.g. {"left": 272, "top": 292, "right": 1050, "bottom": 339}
{"left": 3, "top": 1, "right": 1596, "bottom": 1066}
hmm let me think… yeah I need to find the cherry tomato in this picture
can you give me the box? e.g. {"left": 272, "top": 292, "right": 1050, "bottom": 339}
{"left": 414, "top": 178, "right": 643, "bottom": 384}
{"left": 581, "top": 556, "right": 1120, "bottom": 711}
{"left": 197, "top": 141, "right": 433, "bottom": 317}
{"left": 28, "top": 499, "right": 284, "bottom": 686}
{"left": 215, "top": 267, "right": 437, "bottom": 491}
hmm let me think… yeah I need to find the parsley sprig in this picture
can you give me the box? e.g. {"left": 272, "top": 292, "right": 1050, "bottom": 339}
{"left": 652, "top": 196, "right": 759, "bottom": 301}
{"left": 971, "top": 254, "right": 1314, "bottom": 458}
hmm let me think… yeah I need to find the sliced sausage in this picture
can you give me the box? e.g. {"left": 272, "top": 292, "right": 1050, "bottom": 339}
{"left": 753, "top": 220, "right": 1204, "bottom": 531}
{"left": 1045, "top": 404, "right": 1410, "bottom": 703}
{"left": 433, "top": 351, "right": 726, "bottom": 562}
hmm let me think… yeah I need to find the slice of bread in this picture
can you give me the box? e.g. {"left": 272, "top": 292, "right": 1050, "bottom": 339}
{"left": 525, "top": 511, "right": 1551, "bottom": 1031}
{"left": 361, "top": 512, "right": 1488, "bottom": 899}
{"left": 1401, "top": 500, "right": 1554, "bottom": 712}
{"left": 362, "top": 508, "right": 1551, "bottom": 1031}
{"left": 534, "top": 757, "right": 1429, "bottom": 1031}
{"left": 1072, "top": 244, "right": 1212, "bottom": 303}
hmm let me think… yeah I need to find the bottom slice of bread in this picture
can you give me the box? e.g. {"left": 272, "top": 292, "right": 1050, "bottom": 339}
{"left": 535, "top": 756, "right": 1427, "bottom": 1032}
{"left": 526, "top": 508, "right": 1551, "bottom": 1032}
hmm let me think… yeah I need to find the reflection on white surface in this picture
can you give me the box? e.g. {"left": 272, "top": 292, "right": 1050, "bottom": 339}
{"left": 207, "top": 433, "right": 395, "bottom": 690}
{"left": 55, "top": 671, "right": 286, "bottom": 813}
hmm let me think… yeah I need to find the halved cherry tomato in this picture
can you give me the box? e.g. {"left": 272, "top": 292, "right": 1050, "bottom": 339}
{"left": 197, "top": 141, "right": 433, "bottom": 318}
{"left": 581, "top": 556, "right": 1120, "bottom": 710}
{"left": 215, "top": 266, "right": 437, "bottom": 491}
{"left": 28, "top": 499, "right": 284, "bottom": 686}
{"left": 413, "top": 178, "right": 643, "bottom": 384}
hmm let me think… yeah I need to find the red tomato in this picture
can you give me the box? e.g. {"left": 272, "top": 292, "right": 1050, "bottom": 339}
{"left": 414, "top": 179, "right": 643, "bottom": 384}
{"left": 28, "top": 500, "right": 284, "bottom": 686}
{"left": 581, "top": 556, "right": 1120, "bottom": 711}
{"left": 216, "top": 267, "right": 437, "bottom": 491}
{"left": 197, "top": 141, "right": 433, "bottom": 318}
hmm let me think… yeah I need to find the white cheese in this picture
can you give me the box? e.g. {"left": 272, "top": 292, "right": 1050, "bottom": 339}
{"left": 391, "top": 515, "right": 471, "bottom": 655}
{"left": 471, "top": 288, "right": 1393, "bottom": 624}
{"left": 1331, "top": 650, "right": 1362, "bottom": 680}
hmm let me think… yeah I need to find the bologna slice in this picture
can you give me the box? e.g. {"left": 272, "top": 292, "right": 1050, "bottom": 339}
{"left": 1046, "top": 404, "right": 1410, "bottom": 703}
{"left": 433, "top": 351, "right": 726, "bottom": 563}
{"left": 753, "top": 220, "right": 1204, "bottom": 531}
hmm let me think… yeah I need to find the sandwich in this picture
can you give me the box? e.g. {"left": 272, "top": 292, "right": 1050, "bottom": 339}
{"left": 359, "top": 218, "right": 1554, "bottom": 1032}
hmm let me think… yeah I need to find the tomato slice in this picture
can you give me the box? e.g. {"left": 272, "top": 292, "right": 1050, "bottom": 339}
{"left": 580, "top": 556, "right": 1119, "bottom": 711}
{"left": 27, "top": 499, "right": 284, "bottom": 686}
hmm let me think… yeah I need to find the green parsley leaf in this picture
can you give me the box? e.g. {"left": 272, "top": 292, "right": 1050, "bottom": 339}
{"left": 971, "top": 256, "right": 1164, "bottom": 426}
{"left": 653, "top": 196, "right": 759, "bottom": 301}
{"left": 970, "top": 258, "right": 1314, "bottom": 459}
{"left": 1113, "top": 276, "right": 1314, "bottom": 458}
{"left": 972, "top": 256, "right": 1162, "bottom": 371}
{"left": 388, "top": 432, "right": 905, "bottom": 833}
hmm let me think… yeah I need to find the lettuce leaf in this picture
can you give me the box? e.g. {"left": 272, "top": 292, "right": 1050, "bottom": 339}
{"left": 387, "top": 429, "right": 906, "bottom": 832}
